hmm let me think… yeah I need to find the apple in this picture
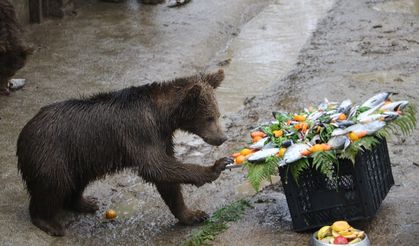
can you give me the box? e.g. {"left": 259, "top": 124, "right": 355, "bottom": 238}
{"left": 333, "top": 236, "right": 349, "bottom": 244}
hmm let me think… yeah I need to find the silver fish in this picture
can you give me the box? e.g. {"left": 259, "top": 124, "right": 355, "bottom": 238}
{"left": 361, "top": 92, "right": 393, "bottom": 108}
{"left": 279, "top": 143, "right": 310, "bottom": 166}
{"left": 248, "top": 148, "right": 279, "bottom": 162}
{"left": 327, "top": 136, "right": 351, "bottom": 150}
{"left": 249, "top": 137, "right": 269, "bottom": 149}
{"left": 331, "top": 120, "right": 355, "bottom": 128}
{"left": 345, "top": 121, "right": 386, "bottom": 135}
{"left": 358, "top": 114, "right": 384, "bottom": 123}
{"left": 382, "top": 111, "right": 400, "bottom": 121}
{"left": 281, "top": 139, "right": 293, "bottom": 148}
{"left": 310, "top": 135, "right": 321, "bottom": 145}
{"left": 357, "top": 102, "right": 385, "bottom": 121}
{"left": 308, "top": 111, "right": 325, "bottom": 121}
{"left": 348, "top": 105, "right": 359, "bottom": 118}
{"left": 380, "top": 100, "right": 409, "bottom": 112}
{"left": 337, "top": 99, "right": 352, "bottom": 114}
{"left": 331, "top": 128, "right": 348, "bottom": 137}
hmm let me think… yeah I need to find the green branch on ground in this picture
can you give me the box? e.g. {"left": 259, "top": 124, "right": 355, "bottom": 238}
{"left": 183, "top": 200, "right": 252, "bottom": 246}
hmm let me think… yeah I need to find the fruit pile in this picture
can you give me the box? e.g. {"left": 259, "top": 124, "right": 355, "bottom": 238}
{"left": 316, "top": 221, "right": 366, "bottom": 245}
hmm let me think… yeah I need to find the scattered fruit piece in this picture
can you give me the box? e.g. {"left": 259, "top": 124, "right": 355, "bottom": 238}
{"left": 235, "top": 155, "right": 246, "bottom": 165}
{"left": 332, "top": 221, "right": 351, "bottom": 232}
{"left": 105, "top": 209, "right": 117, "bottom": 219}
{"left": 252, "top": 136, "right": 263, "bottom": 143}
{"left": 349, "top": 238, "right": 362, "bottom": 244}
{"left": 317, "top": 226, "right": 332, "bottom": 240}
{"left": 333, "top": 236, "right": 349, "bottom": 244}
{"left": 278, "top": 147, "right": 286, "bottom": 157}
{"left": 240, "top": 148, "right": 252, "bottom": 156}
{"left": 273, "top": 130, "right": 284, "bottom": 137}
{"left": 251, "top": 131, "right": 266, "bottom": 138}
{"left": 231, "top": 152, "right": 241, "bottom": 158}
{"left": 348, "top": 132, "right": 359, "bottom": 141}
{"left": 293, "top": 114, "right": 307, "bottom": 122}
{"left": 301, "top": 149, "right": 311, "bottom": 156}
{"left": 338, "top": 113, "right": 347, "bottom": 121}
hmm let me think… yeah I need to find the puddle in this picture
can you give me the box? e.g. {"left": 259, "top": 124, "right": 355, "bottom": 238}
{"left": 373, "top": 0, "right": 419, "bottom": 14}
{"left": 215, "top": 0, "right": 335, "bottom": 114}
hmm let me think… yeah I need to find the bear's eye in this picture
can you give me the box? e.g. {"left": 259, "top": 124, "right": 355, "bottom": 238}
{"left": 206, "top": 117, "right": 215, "bottom": 122}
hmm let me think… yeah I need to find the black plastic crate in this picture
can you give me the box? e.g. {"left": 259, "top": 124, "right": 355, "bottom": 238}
{"left": 278, "top": 137, "right": 394, "bottom": 231}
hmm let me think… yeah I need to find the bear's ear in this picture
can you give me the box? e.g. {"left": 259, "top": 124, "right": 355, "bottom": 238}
{"left": 182, "top": 84, "right": 202, "bottom": 104}
{"left": 204, "top": 69, "right": 225, "bottom": 88}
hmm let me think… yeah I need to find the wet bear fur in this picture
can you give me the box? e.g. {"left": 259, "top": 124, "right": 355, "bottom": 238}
{"left": 17, "top": 69, "right": 230, "bottom": 236}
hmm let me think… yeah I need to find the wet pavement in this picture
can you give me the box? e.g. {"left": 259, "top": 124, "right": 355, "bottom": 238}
{"left": 1, "top": 0, "right": 419, "bottom": 245}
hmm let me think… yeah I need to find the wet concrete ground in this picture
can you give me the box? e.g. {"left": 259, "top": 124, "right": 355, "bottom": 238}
{"left": 0, "top": 0, "right": 418, "bottom": 245}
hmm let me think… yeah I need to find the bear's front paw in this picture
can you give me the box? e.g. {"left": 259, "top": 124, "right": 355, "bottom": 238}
{"left": 212, "top": 157, "right": 234, "bottom": 174}
{"left": 177, "top": 209, "right": 209, "bottom": 225}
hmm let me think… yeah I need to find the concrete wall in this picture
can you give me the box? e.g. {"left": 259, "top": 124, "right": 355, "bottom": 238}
{"left": 9, "top": 0, "right": 29, "bottom": 24}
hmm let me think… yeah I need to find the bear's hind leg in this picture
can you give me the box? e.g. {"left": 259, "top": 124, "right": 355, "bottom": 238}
{"left": 155, "top": 182, "right": 209, "bottom": 225}
{"left": 29, "top": 195, "right": 65, "bottom": 236}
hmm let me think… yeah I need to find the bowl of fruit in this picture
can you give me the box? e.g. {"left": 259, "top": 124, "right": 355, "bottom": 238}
{"left": 310, "top": 221, "right": 370, "bottom": 245}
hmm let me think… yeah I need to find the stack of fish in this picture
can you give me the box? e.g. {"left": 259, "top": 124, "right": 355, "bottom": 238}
{"left": 226, "top": 92, "right": 411, "bottom": 169}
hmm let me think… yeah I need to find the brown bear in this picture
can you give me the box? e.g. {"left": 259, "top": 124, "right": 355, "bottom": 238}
{"left": 0, "top": 0, "right": 31, "bottom": 95}
{"left": 17, "top": 69, "right": 232, "bottom": 236}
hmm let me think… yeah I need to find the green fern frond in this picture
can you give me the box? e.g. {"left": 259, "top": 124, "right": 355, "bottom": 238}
{"left": 383, "top": 105, "right": 417, "bottom": 136}
{"left": 289, "top": 158, "right": 310, "bottom": 184}
{"left": 312, "top": 151, "right": 338, "bottom": 180}
{"left": 245, "top": 157, "right": 279, "bottom": 191}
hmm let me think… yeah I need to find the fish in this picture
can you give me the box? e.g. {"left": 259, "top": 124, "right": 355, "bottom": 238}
{"left": 281, "top": 139, "right": 293, "bottom": 148}
{"left": 327, "top": 136, "right": 351, "bottom": 150}
{"left": 357, "top": 102, "right": 385, "bottom": 121}
{"left": 345, "top": 121, "right": 386, "bottom": 135}
{"left": 308, "top": 111, "right": 325, "bottom": 121}
{"left": 337, "top": 99, "right": 352, "bottom": 114}
{"left": 248, "top": 148, "right": 279, "bottom": 162}
{"left": 278, "top": 143, "right": 310, "bottom": 166}
{"left": 249, "top": 137, "right": 269, "bottom": 149}
{"left": 361, "top": 92, "right": 393, "bottom": 108}
{"left": 331, "top": 120, "right": 355, "bottom": 128}
{"left": 358, "top": 114, "right": 384, "bottom": 123}
{"left": 310, "top": 135, "right": 321, "bottom": 145}
{"left": 380, "top": 100, "right": 409, "bottom": 112}
{"left": 348, "top": 105, "right": 359, "bottom": 118}
{"left": 331, "top": 128, "right": 348, "bottom": 137}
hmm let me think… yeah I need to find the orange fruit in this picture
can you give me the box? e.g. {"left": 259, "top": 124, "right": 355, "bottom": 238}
{"left": 321, "top": 144, "right": 332, "bottom": 151}
{"left": 348, "top": 132, "right": 359, "bottom": 142}
{"left": 231, "top": 152, "right": 241, "bottom": 158}
{"left": 309, "top": 144, "right": 327, "bottom": 152}
{"left": 235, "top": 155, "right": 246, "bottom": 165}
{"left": 301, "top": 149, "right": 311, "bottom": 156}
{"left": 278, "top": 148, "right": 286, "bottom": 157}
{"left": 356, "top": 130, "right": 368, "bottom": 138}
{"left": 250, "top": 131, "right": 266, "bottom": 138}
{"left": 293, "top": 114, "right": 306, "bottom": 122}
{"left": 273, "top": 130, "right": 284, "bottom": 138}
{"left": 240, "top": 148, "right": 252, "bottom": 156}
{"left": 105, "top": 209, "right": 117, "bottom": 219}
{"left": 338, "top": 113, "right": 347, "bottom": 121}
{"left": 301, "top": 122, "right": 309, "bottom": 132}
{"left": 252, "top": 136, "right": 263, "bottom": 143}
